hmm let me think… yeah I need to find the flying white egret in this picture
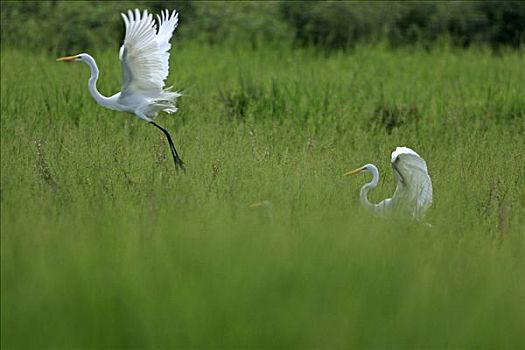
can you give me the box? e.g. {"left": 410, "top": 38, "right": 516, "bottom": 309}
{"left": 344, "top": 146, "right": 433, "bottom": 219}
{"left": 57, "top": 9, "right": 184, "bottom": 169}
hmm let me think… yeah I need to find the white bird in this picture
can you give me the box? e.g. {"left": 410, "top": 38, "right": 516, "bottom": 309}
{"left": 344, "top": 146, "right": 433, "bottom": 219}
{"left": 57, "top": 8, "right": 184, "bottom": 169}
{"left": 249, "top": 200, "right": 274, "bottom": 222}
{"left": 249, "top": 200, "right": 273, "bottom": 212}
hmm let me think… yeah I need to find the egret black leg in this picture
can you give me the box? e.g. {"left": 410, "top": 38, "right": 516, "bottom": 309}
{"left": 150, "top": 121, "right": 185, "bottom": 170}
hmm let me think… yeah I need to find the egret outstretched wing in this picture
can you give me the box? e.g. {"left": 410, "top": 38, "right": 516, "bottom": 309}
{"left": 156, "top": 9, "right": 179, "bottom": 82}
{"left": 119, "top": 9, "right": 178, "bottom": 98}
{"left": 391, "top": 147, "right": 433, "bottom": 216}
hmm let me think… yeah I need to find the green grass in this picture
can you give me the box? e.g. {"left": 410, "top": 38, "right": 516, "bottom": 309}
{"left": 1, "top": 44, "right": 524, "bottom": 348}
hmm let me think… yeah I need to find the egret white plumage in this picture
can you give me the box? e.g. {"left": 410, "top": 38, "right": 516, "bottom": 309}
{"left": 57, "top": 9, "right": 184, "bottom": 169}
{"left": 344, "top": 147, "right": 432, "bottom": 219}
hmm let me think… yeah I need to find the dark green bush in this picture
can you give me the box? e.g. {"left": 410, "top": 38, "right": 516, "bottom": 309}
{"left": 1, "top": 1, "right": 523, "bottom": 52}
{"left": 280, "top": 1, "right": 389, "bottom": 50}
{"left": 386, "top": 1, "right": 525, "bottom": 49}
{"left": 478, "top": 1, "right": 525, "bottom": 48}
{"left": 281, "top": 1, "right": 525, "bottom": 50}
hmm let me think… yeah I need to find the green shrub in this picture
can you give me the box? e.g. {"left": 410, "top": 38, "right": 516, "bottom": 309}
{"left": 1, "top": 1, "right": 524, "bottom": 52}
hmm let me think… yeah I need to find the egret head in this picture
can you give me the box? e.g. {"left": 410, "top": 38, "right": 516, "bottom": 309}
{"left": 343, "top": 163, "right": 375, "bottom": 177}
{"left": 249, "top": 200, "right": 274, "bottom": 222}
{"left": 56, "top": 53, "right": 89, "bottom": 62}
{"left": 249, "top": 200, "right": 273, "bottom": 210}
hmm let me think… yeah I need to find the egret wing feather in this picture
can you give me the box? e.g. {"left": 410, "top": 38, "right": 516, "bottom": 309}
{"left": 391, "top": 147, "right": 433, "bottom": 217}
{"left": 156, "top": 9, "right": 179, "bottom": 83}
{"left": 119, "top": 9, "right": 179, "bottom": 100}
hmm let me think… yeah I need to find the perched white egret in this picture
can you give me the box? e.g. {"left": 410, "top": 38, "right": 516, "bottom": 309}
{"left": 344, "top": 147, "right": 432, "bottom": 219}
{"left": 57, "top": 9, "right": 184, "bottom": 169}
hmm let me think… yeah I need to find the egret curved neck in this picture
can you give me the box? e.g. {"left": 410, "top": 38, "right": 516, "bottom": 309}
{"left": 360, "top": 164, "right": 379, "bottom": 210}
{"left": 83, "top": 55, "right": 112, "bottom": 108}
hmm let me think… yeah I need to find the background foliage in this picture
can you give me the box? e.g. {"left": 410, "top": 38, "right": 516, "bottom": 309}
{"left": 1, "top": 0, "right": 525, "bottom": 52}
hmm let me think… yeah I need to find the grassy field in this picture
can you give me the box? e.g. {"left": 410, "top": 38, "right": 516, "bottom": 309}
{"left": 1, "top": 44, "right": 524, "bottom": 348}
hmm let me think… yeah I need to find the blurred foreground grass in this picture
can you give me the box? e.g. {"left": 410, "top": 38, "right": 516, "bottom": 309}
{"left": 1, "top": 44, "right": 524, "bottom": 348}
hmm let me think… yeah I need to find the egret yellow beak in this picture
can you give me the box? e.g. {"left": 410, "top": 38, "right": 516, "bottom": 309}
{"left": 343, "top": 167, "right": 364, "bottom": 177}
{"left": 56, "top": 55, "right": 78, "bottom": 62}
{"left": 249, "top": 202, "right": 263, "bottom": 208}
